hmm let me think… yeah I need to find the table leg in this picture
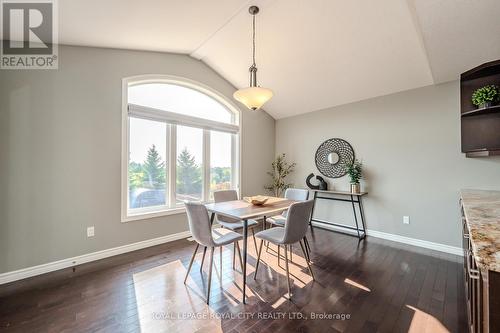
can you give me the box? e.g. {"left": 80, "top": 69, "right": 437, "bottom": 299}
{"left": 358, "top": 196, "right": 367, "bottom": 239}
{"left": 350, "top": 195, "right": 361, "bottom": 239}
{"left": 309, "top": 191, "right": 317, "bottom": 230}
{"left": 210, "top": 212, "right": 215, "bottom": 226}
{"left": 242, "top": 219, "right": 248, "bottom": 304}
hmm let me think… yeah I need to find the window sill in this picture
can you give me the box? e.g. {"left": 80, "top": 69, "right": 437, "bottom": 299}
{"left": 122, "top": 207, "right": 186, "bottom": 223}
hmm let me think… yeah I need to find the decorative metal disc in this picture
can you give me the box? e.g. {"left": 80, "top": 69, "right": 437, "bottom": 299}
{"left": 315, "top": 138, "right": 354, "bottom": 178}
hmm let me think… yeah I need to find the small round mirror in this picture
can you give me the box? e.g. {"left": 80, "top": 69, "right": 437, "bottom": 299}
{"left": 327, "top": 152, "right": 340, "bottom": 164}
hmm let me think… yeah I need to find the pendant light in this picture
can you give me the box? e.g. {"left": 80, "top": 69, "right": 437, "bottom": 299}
{"left": 233, "top": 6, "right": 273, "bottom": 111}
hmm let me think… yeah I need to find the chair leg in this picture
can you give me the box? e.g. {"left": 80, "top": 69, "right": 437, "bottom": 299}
{"left": 233, "top": 243, "right": 236, "bottom": 269}
{"left": 278, "top": 245, "right": 281, "bottom": 266}
{"left": 235, "top": 241, "right": 243, "bottom": 270}
{"left": 266, "top": 225, "right": 271, "bottom": 253}
{"left": 206, "top": 247, "right": 215, "bottom": 304}
{"left": 303, "top": 237, "right": 310, "bottom": 262}
{"left": 304, "top": 237, "right": 311, "bottom": 253}
{"left": 290, "top": 244, "right": 293, "bottom": 263}
{"left": 251, "top": 228, "right": 258, "bottom": 253}
{"left": 253, "top": 240, "right": 264, "bottom": 280}
{"left": 284, "top": 245, "right": 292, "bottom": 299}
{"left": 200, "top": 246, "right": 207, "bottom": 272}
{"left": 184, "top": 243, "right": 200, "bottom": 284}
{"left": 220, "top": 247, "right": 223, "bottom": 274}
{"left": 299, "top": 240, "right": 315, "bottom": 280}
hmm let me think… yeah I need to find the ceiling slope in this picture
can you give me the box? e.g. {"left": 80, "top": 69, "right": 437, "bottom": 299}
{"left": 192, "top": 0, "right": 434, "bottom": 118}
{"left": 59, "top": 0, "right": 249, "bottom": 54}
{"left": 57, "top": 0, "right": 500, "bottom": 119}
{"left": 412, "top": 0, "right": 500, "bottom": 84}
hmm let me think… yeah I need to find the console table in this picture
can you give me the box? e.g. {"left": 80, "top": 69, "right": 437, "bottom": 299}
{"left": 309, "top": 190, "right": 367, "bottom": 240}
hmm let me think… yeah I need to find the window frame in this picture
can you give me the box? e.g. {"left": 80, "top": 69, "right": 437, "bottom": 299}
{"left": 121, "top": 75, "right": 241, "bottom": 222}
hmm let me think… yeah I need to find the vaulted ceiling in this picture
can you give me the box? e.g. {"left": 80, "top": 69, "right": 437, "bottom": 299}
{"left": 59, "top": 0, "right": 500, "bottom": 119}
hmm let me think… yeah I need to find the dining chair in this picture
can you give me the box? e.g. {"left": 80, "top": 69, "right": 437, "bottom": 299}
{"left": 183, "top": 201, "right": 243, "bottom": 304}
{"left": 211, "top": 190, "right": 259, "bottom": 269}
{"left": 266, "top": 188, "right": 311, "bottom": 261}
{"left": 253, "top": 200, "right": 315, "bottom": 299}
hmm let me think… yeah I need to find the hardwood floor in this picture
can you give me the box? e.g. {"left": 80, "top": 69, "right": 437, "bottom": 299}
{"left": 0, "top": 229, "right": 467, "bottom": 333}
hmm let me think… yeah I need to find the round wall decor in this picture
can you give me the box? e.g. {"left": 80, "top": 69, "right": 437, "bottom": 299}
{"left": 315, "top": 138, "right": 354, "bottom": 178}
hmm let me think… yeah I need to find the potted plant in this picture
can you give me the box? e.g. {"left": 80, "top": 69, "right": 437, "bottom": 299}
{"left": 346, "top": 159, "right": 362, "bottom": 194}
{"left": 472, "top": 85, "right": 499, "bottom": 109}
{"left": 264, "top": 153, "right": 296, "bottom": 197}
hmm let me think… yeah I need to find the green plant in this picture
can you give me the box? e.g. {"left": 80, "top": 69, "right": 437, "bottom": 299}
{"left": 264, "top": 153, "right": 296, "bottom": 197}
{"left": 472, "top": 85, "right": 499, "bottom": 107}
{"left": 346, "top": 159, "right": 363, "bottom": 184}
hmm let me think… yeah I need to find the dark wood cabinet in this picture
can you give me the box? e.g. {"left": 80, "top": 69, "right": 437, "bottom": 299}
{"left": 460, "top": 60, "right": 500, "bottom": 157}
{"left": 461, "top": 200, "right": 500, "bottom": 332}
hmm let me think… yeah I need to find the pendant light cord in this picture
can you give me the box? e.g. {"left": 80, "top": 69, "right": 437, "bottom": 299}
{"left": 252, "top": 13, "right": 256, "bottom": 67}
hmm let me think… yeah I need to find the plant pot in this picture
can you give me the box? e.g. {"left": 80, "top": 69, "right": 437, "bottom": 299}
{"left": 479, "top": 101, "right": 493, "bottom": 109}
{"left": 351, "top": 183, "right": 360, "bottom": 194}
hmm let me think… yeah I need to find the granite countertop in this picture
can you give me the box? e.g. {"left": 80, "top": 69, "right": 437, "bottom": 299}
{"left": 460, "top": 189, "right": 500, "bottom": 272}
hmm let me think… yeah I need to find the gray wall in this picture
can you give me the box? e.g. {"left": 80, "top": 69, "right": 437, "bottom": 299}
{"left": 0, "top": 45, "right": 275, "bottom": 273}
{"left": 276, "top": 81, "right": 500, "bottom": 247}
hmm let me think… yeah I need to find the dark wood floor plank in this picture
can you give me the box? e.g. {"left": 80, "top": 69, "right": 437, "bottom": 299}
{"left": 0, "top": 230, "right": 467, "bottom": 333}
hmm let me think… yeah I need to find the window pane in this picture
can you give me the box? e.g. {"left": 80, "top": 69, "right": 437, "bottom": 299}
{"left": 128, "top": 117, "right": 167, "bottom": 210}
{"left": 176, "top": 125, "right": 203, "bottom": 203}
{"left": 129, "top": 83, "right": 233, "bottom": 124}
{"left": 210, "top": 131, "right": 233, "bottom": 199}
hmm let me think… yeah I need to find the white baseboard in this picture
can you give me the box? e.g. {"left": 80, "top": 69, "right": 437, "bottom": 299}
{"left": 0, "top": 230, "right": 191, "bottom": 285}
{"left": 1, "top": 224, "right": 463, "bottom": 285}
{"left": 311, "top": 222, "right": 462, "bottom": 256}
{"left": 366, "top": 229, "right": 463, "bottom": 256}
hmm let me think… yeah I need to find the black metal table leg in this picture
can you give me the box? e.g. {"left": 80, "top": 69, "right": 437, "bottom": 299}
{"left": 350, "top": 195, "right": 361, "bottom": 239}
{"left": 309, "top": 191, "right": 317, "bottom": 230}
{"left": 210, "top": 212, "right": 215, "bottom": 226}
{"left": 242, "top": 219, "right": 248, "bottom": 304}
{"left": 358, "top": 196, "right": 367, "bottom": 239}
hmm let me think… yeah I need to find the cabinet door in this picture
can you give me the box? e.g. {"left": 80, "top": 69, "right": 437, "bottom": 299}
{"left": 468, "top": 241, "right": 482, "bottom": 333}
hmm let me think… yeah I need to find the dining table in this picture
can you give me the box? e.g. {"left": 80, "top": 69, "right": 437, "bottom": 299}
{"left": 205, "top": 196, "right": 296, "bottom": 304}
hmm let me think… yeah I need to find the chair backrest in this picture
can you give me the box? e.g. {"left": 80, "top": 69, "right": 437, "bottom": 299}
{"left": 282, "top": 188, "right": 309, "bottom": 217}
{"left": 185, "top": 202, "right": 214, "bottom": 247}
{"left": 214, "top": 190, "right": 238, "bottom": 202}
{"left": 284, "top": 188, "right": 309, "bottom": 201}
{"left": 213, "top": 190, "right": 240, "bottom": 223}
{"left": 282, "top": 200, "right": 314, "bottom": 244}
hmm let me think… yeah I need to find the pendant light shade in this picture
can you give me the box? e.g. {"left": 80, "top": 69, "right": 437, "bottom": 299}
{"left": 233, "top": 86, "right": 273, "bottom": 111}
{"left": 233, "top": 6, "right": 273, "bottom": 111}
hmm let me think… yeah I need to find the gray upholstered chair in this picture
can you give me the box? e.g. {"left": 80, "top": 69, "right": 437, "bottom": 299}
{"left": 213, "top": 190, "right": 259, "bottom": 267}
{"left": 183, "top": 202, "right": 243, "bottom": 304}
{"left": 254, "top": 200, "right": 315, "bottom": 299}
{"left": 267, "top": 188, "right": 309, "bottom": 226}
{"left": 266, "top": 188, "right": 311, "bottom": 261}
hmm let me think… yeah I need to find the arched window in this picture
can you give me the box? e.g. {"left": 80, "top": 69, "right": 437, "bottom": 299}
{"left": 121, "top": 75, "right": 240, "bottom": 221}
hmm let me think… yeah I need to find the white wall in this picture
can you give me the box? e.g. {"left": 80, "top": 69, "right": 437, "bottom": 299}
{"left": 0, "top": 45, "right": 275, "bottom": 273}
{"left": 276, "top": 81, "right": 500, "bottom": 247}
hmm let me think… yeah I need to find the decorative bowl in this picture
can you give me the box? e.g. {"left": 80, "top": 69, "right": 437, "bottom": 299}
{"left": 243, "top": 195, "right": 269, "bottom": 206}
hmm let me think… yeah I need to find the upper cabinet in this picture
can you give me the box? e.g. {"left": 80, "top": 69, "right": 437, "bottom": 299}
{"left": 461, "top": 60, "right": 500, "bottom": 157}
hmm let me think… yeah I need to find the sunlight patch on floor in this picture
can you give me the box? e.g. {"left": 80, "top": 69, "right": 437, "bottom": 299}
{"left": 132, "top": 259, "right": 222, "bottom": 333}
{"left": 271, "top": 296, "right": 288, "bottom": 309}
{"left": 259, "top": 243, "right": 314, "bottom": 286}
{"left": 406, "top": 305, "right": 449, "bottom": 333}
{"left": 344, "top": 278, "right": 371, "bottom": 292}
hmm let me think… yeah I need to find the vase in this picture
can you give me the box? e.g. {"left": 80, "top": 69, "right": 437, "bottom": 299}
{"left": 479, "top": 101, "right": 492, "bottom": 109}
{"left": 351, "top": 183, "right": 360, "bottom": 194}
